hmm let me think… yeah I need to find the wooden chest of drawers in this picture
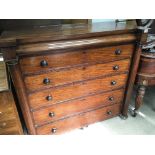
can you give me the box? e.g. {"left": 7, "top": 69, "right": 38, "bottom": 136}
{"left": 0, "top": 21, "right": 142, "bottom": 135}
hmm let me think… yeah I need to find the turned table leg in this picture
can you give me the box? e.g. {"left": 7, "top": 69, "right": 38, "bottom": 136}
{"left": 133, "top": 85, "right": 146, "bottom": 117}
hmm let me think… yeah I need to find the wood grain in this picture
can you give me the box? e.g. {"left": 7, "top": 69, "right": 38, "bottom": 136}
{"left": 32, "top": 89, "right": 124, "bottom": 126}
{"left": 0, "top": 20, "right": 137, "bottom": 47}
{"left": 10, "top": 64, "right": 36, "bottom": 134}
{"left": 16, "top": 34, "right": 136, "bottom": 54}
{"left": 0, "top": 91, "right": 23, "bottom": 135}
{"left": 28, "top": 73, "right": 128, "bottom": 110}
{"left": 122, "top": 30, "right": 148, "bottom": 117}
{"left": 0, "top": 61, "right": 9, "bottom": 91}
{"left": 1, "top": 21, "right": 139, "bottom": 134}
{"left": 20, "top": 44, "right": 134, "bottom": 75}
{"left": 138, "top": 56, "right": 155, "bottom": 75}
{"left": 134, "top": 44, "right": 155, "bottom": 114}
{"left": 36, "top": 103, "right": 121, "bottom": 135}
{"left": 24, "top": 59, "right": 130, "bottom": 92}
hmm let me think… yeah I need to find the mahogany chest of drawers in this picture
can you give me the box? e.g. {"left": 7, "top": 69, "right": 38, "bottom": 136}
{"left": 0, "top": 21, "right": 142, "bottom": 135}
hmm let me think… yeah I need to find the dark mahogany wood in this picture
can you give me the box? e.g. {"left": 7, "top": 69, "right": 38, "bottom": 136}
{"left": 0, "top": 21, "right": 142, "bottom": 134}
{"left": 15, "top": 34, "right": 136, "bottom": 55}
{"left": 135, "top": 85, "right": 146, "bottom": 113}
{"left": 122, "top": 29, "right": 148, "bottom": 118}
{"left": 28, "top": 73, "right": 128, "bottom": 110}
{"left": 36, "top": 103, "right": 122, "bottom": 135}
{"left": 9, "top": 64, "right": 36, "bottom": 134}
{"left": 138, "top": 54, "right": 155, "bottom": 75}
{"left": 24, "top": 59, "right": 130, "bottom": 92}
{"left": 0, "top": 21, "right": 137, "bottom": 47}
{"left": 20, "top": 44, "right": 134, "bottom": 75}
{"left": 32, "top": 89, "right": 124, "bottom": 126}
{"left": 133, "top": 51, "right": 155, "bottom": 116}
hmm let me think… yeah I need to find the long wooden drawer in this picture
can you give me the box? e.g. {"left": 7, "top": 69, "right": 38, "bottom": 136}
{"left": 33, "top": 89, "right": 124, "bottom": 126}
{"left": 36, "top": 103, "right": 121, "bottom": 135}
{"left": 28, "top": 73, "right": 128, "bottom": 110}
{"left": 20, "top": 44, "right": 134, "bottom": 75}
{"left": 24, "top": 59, "right": 130, "bottom": 92}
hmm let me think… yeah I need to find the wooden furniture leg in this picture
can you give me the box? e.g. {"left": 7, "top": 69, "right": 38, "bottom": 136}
{"left": 132, "top": 85, "right": 146, "bottom": 117}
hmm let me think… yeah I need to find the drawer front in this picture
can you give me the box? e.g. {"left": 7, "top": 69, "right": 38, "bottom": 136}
{"left": 0, "top": 106, "right": 15, "bottom": 122}
{"left": 0, "top": 100, "right": 12, "bottom": 113}
{"left": 20, "top": 44, "right": 134, "bottom": 75}
{"left": 36, "top": 103, "right": 121, "bottom": 135}
{"left": 24, "top": 59, "right": 130, "bottom": 92}
{"left": 28, "top": 73, "right": 128, "bottom": 110}
{"left": 0, "top": 92, "right": 15, "bottom": 120}
{"left": 0, "top": 119, "right": 19, "bottom": 135}
{"left": 33, "top": 89, "right": 124, "bottom": 126}
{"left": 0, "top": 91, "right": 23, "bottom": 135}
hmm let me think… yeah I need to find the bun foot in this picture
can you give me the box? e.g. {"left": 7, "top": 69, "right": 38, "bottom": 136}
{"left": 79, "top": 125, "right": 88, "bottom": 130}
{"left": 119, "top": 114, "right": 128, "bottom": 120}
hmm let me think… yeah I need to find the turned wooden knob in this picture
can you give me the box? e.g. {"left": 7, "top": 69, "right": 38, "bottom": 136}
{"left": 115, "top": 49, "right": 121, "bottom": 55}
{"left": 113, "top": 65, "right": 119, "bottom": 70}
{"left": 51, "top": 128, "right": 57, "bottom": 133}
{"left": 43, "top": 78, "right": 50, "bottom": 84}
{"left": 40, "top": 60, "right": 48, "bottom": 67}
{"left": 111, "top": 81, "right": 116, "bottom": 85}
{"left": 109, "top": 96, "right": 114, "bottom": 101}
{"left": 107, "top": 111, "right": 112, "bottom": 115}
{"left": 49, "top": 112, "right": 55, "bottom": 117}
{"left": 46, "top": 95, "right": 52, "bottom": 101}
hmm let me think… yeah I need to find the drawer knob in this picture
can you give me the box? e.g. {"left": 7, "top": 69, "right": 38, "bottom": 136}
{"left": 51, "top": 128, "right": 57, "bottom": 133}
{"left": 0, "top": 122, "right": 6, "bottom": 128}
{"left": 111, "top": 81, "right": 116, "bottom": 85}
{"left": 49, "top": 112, "right": 55, "bottom": 117}
{"left": 115, "top": 49, "right": 121, "bottom": 55}
{"left": 46, "top": 95, "right": 53, "bottom": 101}
{"left": 107, "top": 111, "right": 112, "bottom": 115}
{"left": 40, "top": 60, "right": 48, "bottom": 67}
{"left": 113, "top": 65, "right": 119, "bottom": 70}
{"left": 43, "top": 78, "right": 50, "bottom": 84}
{"left": 109, "top": 96, "right": 114, "bottom": 101}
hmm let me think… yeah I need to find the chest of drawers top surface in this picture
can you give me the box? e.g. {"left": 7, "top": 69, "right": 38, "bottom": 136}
{"left": 0, "top": 21, "right": 137, "bottom": 57}
{"left": 0, "top": 21, "right": 139, "bottom": 135}
{"left": 0, "top": 20, "right": 137, "bottom": 46}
